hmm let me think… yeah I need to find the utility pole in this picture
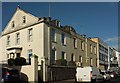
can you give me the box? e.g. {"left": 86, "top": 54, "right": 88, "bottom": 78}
{"left": 48, "top": 1, "right": 51, "bottom": 17}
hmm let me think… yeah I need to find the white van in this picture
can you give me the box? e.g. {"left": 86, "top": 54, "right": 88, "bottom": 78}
{"left": 75, "top": 66, "right": 103, "bottom": 83}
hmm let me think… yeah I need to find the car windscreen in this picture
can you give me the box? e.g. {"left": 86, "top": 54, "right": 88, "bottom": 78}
{"left": 8, "top": 70, "right": 19, "bottom": 75}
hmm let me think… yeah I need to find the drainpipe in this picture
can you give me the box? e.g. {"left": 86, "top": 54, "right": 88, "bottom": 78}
{"left": 42, "top": 56, "right": 48, "bottom": 83}
{"left": 108, "top": 46, "right": 110, "bottom": 70}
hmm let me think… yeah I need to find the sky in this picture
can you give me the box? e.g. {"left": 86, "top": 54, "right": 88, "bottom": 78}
{"left": 1, "top": 0, "right": 120, "bottom": 2}
{"left": 0, "top": 2, "right": 2, "bottom": 35}
{"left": 2, "top": 2, "right": 119, "bottom": 49}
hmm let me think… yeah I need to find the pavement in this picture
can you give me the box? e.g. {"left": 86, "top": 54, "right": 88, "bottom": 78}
{"left": 48, "top": 78, "right": 120, "bottom": 83}
{"left": 48, "top": 79, "right": 75, "bottom": 83}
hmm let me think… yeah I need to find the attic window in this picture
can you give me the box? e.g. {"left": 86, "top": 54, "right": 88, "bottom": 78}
{"left": 22, "top": 16, "right": 26, "bottom": 23}
{"left": 11, "top": 21, "right": 15, "bottom": 28}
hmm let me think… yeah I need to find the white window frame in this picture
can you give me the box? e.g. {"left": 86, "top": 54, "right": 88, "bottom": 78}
{"left": 71, "top": 53, "right": 75, "bottom": 61}
{"left": 74, "top": 38, "right": 77, "bottom": 48}
{"left": 28, "top": 28, "right": 33, "bottom": 42}
{"left": 90, "top": 44, "right": 93, "bottom": 53}
{"left": 81, "top": 41, "right": 84, "bottom": 50}
{"left": 62, "top": 51, "right": 66, "bottom": 59}
{"left": 79, "top": 56, "right": 82, "bottom": 63}
{"left": 61, "top": 33, "right": 66, "bottom": 45}
{"left": 90, "top": 58, "right": 93, "bottom": 66}
{"left": 94, "top": 46, "right": 97, "bottom": 54}
{"left": 16, "top": 33, "right": 20, "bottom": 44}
{"left": 7, "top": 36, "right": 10, "bottom": 46}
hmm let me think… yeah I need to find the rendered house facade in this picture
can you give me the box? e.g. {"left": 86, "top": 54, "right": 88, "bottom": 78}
{"left": 1, "top": 7, "right": 97, "bottom": 66}
{"left": 0, "top": 7, "right": 99, "bottom": 81}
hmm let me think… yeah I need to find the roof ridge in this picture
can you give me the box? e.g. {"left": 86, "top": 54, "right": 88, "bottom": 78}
{"left": 16, "top": 6, "right": 39, "bottom": 20}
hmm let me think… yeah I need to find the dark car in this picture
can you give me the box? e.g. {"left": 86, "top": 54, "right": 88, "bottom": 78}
{"left": 1, "top": 67, "right": 20, "bottom": 83}
{"left": 101, "top": 71, "right": 111, "bottom": 81}
{"left": 107, "top": 70, "right": 118, "bottom": 79}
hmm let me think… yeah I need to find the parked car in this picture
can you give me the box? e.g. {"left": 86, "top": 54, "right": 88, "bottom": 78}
{"left": 107, "top": 71, "right": 116, "bottom": 79}
{"left": 1, "top": 67, "right": 20, "bottom": 83}
{"left": 75, "top": 66, "right": 103, "bottom": 83}
{"left": 101, "top": 70, "right": 111, "bottom": 81}
{"left": 109, "top": 67, "right": 120, "bottom": 78}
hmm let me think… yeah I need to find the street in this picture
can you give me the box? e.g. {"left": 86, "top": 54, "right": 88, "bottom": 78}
{"left": 49, "top": 78, "right": 120, "bottom": 83}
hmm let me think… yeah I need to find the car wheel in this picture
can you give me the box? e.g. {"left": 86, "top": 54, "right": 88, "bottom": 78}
{"left": 75, "top": 77, "right": 78, "bottom": 83}
{"left": 1, "top": 78, "right": 4, "bottom": 83}
{"left": 91, "top": 79, "right": 97, "bottom": 83}
{"left": 95, "top": 79, "right": 97, "bottom": 83}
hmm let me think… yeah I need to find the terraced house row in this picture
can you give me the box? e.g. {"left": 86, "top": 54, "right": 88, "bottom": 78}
{"left": 0, "top": 7, "right": 119, "bottom": 82}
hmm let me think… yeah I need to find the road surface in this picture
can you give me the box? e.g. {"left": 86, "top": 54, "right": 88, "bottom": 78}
{"left": 49, "top": 78, "right": 120, "bottom": 83}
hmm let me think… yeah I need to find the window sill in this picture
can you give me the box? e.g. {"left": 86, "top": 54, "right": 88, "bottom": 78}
{"left": 6, "top": 45, "right": 10, "bottom": 47}
{"left": 90, "top": 52, "right": 93, "bottom": 54}
{"left": 62, "top": 44, "right": 67, "bottom": 46}
{"left": 22, "top": 23, "right": 26, "bottom": 25}
{"left": 74, "top": 47, "right": 77, "bottom": 49}
{"left": 51, "top": 41, "right": 57, "bottom": 43}
{"left": 28, "top": 40, "right": 33, "bottom": 42}
{"left": 15, "top": 43, "right": 20, "bottom": 45}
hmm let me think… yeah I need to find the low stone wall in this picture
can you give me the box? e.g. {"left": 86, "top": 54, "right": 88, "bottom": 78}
{"left": 49, "top": 66, "right": 76, "bottom": 82}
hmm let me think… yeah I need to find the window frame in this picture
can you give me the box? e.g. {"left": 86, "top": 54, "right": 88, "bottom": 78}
{"left": 11, "top": 21, "right": 15, "bottom": 28}
{"left": 90, "top": 44, "right": 93, "bottom": 53}
{"left": 51, "top": 28, "right": 56, "bottom": 42}
{"left": 94, "top": 46, "right": 97, "bottom": 54}
{"left": 50, "top": 48, "right": 56, "bottom": 65}
{"left": 71, "top": 53, "right": 75, "bottom": 61}
{"left": 7, "top": 35, "right": 10, "bottom": 46}
{"left": 28, "top": 28, "right": 33, "bottom": 42}
{"left": 16, "top": 33, "right": 20, "bottom": 44}
{"left": 22, "top": 16, "right": 26, "bottom": 24}
{"left": 79, "top": 56, "right": 82, "bottom": 63}
{"left": 28, "top": 49, "right": 32, "bottom": 64}
{"left": 61, "top": 32, "right": 66, "bottom": 45}
{"left": 62, "top": 51, "right": 66, "bottom": 59}
{"left": 81, "top": 41, "right": 84, "bottom": 50}
{"left": 90, "top": 58, "right": 93, "bottom": 66}
{"left": 73, "top": 38, "right": 77, "bottom": 48}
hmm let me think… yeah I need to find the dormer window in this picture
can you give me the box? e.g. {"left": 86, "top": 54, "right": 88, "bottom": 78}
{"left": 22, "top": 16, "right": 26, "bottom": 24}
{"left": 11, "top": 21, "right": 15, "bottom": 28}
